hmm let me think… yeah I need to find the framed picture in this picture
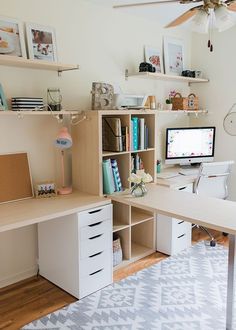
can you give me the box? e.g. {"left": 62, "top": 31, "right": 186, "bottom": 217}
{"left": 0, "top": 16, "right": 26, "bottom": 58}
{"left": 144, "top": 45, "right": 163, "bottom": 73}
{"left": 163, "top": 36, "right": 184, "bottom": 76}
{"left": 35, "top": 181, "right": 57, "bottom": 198}
{"left": 26, "top": 23, "right": 57, "bottom": 62}
{"left": 0, "top": 83, "right": 8, "bottom": 110}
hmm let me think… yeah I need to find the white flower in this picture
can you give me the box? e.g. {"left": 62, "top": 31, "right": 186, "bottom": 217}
{"left": 128, "top": 172, "right": 153, "bottom": 184}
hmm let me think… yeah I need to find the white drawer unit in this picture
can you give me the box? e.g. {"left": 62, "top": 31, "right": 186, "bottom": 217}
{"left": 38, "top": 203, "right": 112, "bottom": 299}
{"left": 156, "top": 183, "right": 192, "bottom": 255}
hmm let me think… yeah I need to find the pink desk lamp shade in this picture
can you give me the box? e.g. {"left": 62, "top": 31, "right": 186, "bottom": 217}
{"left": 54, "top": 127, "right": 73, "bottom": 195}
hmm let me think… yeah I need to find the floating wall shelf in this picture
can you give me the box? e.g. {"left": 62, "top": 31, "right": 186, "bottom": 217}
{"left": 125, "top": 70, "right": 209, "bottom": 84}
{"left": 0, "top": 54, "right": 79, "bottom": 75}
{"left": 0, "top": 110, "right": 80, "bottom": 116}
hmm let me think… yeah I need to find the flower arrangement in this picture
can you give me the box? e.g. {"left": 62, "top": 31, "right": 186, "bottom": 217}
{"left": 165, "top": 89, "right": 176, "bottom": 104}
{"left": 128, "top": 172, "right": 153, "bottom": 197}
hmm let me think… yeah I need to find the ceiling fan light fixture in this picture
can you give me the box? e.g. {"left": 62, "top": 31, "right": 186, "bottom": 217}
{"left": 191, "top": 10, "right": 209, "bottom": 34}
{"left": 214, "top": 6, "right": 236, "bottom": 32}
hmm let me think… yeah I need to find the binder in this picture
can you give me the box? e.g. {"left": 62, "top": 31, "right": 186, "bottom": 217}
{"left": 102, "top": 118, "right": 123, "bottom": 152}
{"left": 132, "top": 117, "right": 139, "bottom": 151}
{"left": 139, "top": 118, "right": 145, "bottom": 150}
{"left": 102, "top": 159, "right": 115, "bottom": 194}
{"left": 111, "top": 159, "right": 122, "bottom": 191}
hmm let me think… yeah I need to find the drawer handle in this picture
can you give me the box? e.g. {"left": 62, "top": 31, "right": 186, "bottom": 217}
{"left": 178, "top": 186, "right": 187, "bottom": 191}
{"left": 89, "top": 251, "right": 103, "bottom": 258}
{"left": 89, "top": 268, "right": 103, "bottom": 276}
{"left": 88, "top": 221, "right": 102, "bottom": 227}
{"left": 89, "top": 209, "right": 102, "bottom": 214}
{"left": 89, "top": 234, "right": 103, "bottom": 240}
{"left": 178, "top": 233, "right": 186, "bottom": 239}
{"left": 178, "top": 221, "right": 184, "bottom": 225}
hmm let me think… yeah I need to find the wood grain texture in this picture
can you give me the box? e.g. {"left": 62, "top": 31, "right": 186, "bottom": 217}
{"left": 0, "top": 229, "right": 228, "bottom": 329}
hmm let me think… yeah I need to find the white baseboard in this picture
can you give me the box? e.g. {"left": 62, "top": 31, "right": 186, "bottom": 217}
{"left": 0, "top": 266, "right": 38, "bottom": 288}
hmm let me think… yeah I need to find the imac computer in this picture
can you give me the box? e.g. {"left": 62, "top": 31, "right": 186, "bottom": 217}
{"left": 165, "top": 127, "right": 216, "bottom": 175}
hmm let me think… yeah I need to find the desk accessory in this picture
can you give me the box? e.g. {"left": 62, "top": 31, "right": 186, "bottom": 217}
{"left": 47, "top": 88, "right": 62, "bottom": 111}
{"left": 11, "top": 97, "right": 43, "bottom": 110}
{"left": 128, "top": 171, "right": 152, "bottom": 197}
{"left": 91, "top": 82, "right": 114, "bottom": 110}
{"left": 35, "top": 181, "right": 57, "bottom": 198}
{"left": 0, "top": 152, "right": 33, "bottom": 203}
{"left": 113, "top": 94, "right": 148, "bottom": 109}
{"left": 171, "top": 92, "right": 199, "bottom": 111}
{"left": 102, "top": 117, "right": 122, "bottom": 152}
{"left": 54, "top": 127, "right": 73, "bottom": 195}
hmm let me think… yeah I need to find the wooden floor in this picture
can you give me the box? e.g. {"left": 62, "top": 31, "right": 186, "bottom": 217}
{"left": 0, "top": 228, "right": 229, "bottom": 330}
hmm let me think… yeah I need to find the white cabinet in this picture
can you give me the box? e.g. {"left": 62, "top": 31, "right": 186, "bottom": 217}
{"left": 156, "top": 184, "right": 192, "bottom": 255}
{"left": 38, "top": 204, "right": 112, "bottom": 299}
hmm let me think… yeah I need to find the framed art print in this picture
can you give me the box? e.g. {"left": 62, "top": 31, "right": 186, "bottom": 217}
{"left": 163, "top": 36, "right": 184, "bottom": 76}
{"left": 144, "top": 45, "right": 163, "bottom": 73}
{"left": 0, "top": 16, "right": 26, "bottom": 58}
{"left": 26, "top": 23, "right": 58, "bottom": 62}
{"left": 0, "top": 83, "right": 8, "bottom": 111}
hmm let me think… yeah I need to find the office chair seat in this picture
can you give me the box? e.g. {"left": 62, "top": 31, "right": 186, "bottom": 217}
{"left": 193, "top": 161, "right": 234, "bottom": 246}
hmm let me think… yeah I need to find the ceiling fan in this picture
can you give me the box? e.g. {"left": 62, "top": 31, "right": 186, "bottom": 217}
{"left": 113, "top": 0, "right": 236, "bottom": 51}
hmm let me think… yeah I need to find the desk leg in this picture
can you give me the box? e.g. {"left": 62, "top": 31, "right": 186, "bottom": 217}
{"left": 226, "top": 234, "right": 236, "bottom": 330}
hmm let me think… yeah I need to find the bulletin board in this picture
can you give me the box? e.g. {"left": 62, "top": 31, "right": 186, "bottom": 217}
{"left": 0, "top": 152, "right": 33, "bottom": 203}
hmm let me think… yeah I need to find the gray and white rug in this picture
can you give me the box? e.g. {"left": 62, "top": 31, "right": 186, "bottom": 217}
{"left": 22, "top": 242, "right": 234, "bottom": 330}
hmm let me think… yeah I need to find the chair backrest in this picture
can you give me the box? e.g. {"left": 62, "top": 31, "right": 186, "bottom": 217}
{"left": 193, "top": 161, "right": 234, "bottom": 199}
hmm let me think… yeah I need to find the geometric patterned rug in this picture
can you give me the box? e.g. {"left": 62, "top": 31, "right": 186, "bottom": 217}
{"left": 22, "top": 242, "right": 233, "bottom": 330}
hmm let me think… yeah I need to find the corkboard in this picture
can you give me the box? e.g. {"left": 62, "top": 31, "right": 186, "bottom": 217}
{"left": 0, "top": 153, "right": 33, "bottom": 203}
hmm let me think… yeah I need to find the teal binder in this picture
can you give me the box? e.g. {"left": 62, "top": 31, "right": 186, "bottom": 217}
{"left": 102, "top": 159, "right": 115, "bottom": 194}
{"left": 132, "top": 117, "right": 139, "bottom": 151}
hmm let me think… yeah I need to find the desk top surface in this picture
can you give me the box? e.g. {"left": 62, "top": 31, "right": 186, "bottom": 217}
{"left": 0, "top": 192, "right": 110, "bottom": 233}
{"left": 111, "top": 184, "right": 236, "bottom": 235}
{"left": 156, "top": 166, "right": 197, "bottom": 188}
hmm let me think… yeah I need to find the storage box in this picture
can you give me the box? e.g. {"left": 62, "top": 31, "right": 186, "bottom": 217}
{"left": 171, "top": 93, "right": 199, "bottom": 111}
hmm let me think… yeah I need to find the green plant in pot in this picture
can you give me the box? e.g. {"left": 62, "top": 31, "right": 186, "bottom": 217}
{"left": 165, "top": 90, "right": 176, "bottom": 110}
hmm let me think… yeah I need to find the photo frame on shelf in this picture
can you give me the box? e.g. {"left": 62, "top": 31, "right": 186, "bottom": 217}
{"left": 163, "top": 36, "right": 184, "bottom": 76}
{"left": 0, "top": 83, "right": 8, "bottom": 110}
{"left": 26, "top": 23, "right": 58, "bottom": 62}
{"left": 0, "top": 16, "right": 26, "bottom": 58}
{"left": 35, "top": 181, "right": 57, "bottom": 198}
{"left": 144, "top": 45, "right": 163, "bottom": 73}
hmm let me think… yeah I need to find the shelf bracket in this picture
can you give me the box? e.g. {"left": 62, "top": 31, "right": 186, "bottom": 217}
{"left": 58, "top": 65, "right": 79, "bottom": 77}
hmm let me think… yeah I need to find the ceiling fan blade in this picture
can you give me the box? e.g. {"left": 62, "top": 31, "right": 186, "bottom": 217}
{"left": 227, "top": 2, "right": 236, "bottom": 11}
{"left": 113, "top": 0, "right": 179, "bottom": 9}
{"left": 165, "top": 8, "right": 198, "bottom": 27}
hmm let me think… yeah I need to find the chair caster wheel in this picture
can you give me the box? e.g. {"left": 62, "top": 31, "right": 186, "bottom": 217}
{"left": 223, "top": 232, "right": 228, "bottom": 237}
{"left": 210, "top": 240, "right": 216, "bottom": 247}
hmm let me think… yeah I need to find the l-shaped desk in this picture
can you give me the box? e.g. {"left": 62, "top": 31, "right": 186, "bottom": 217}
{"left": 1, "top": 184, "right": 236, "bottom": 329}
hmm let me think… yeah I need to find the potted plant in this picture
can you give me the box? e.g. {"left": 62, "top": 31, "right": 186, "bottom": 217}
{"left": 165, "top": 90, "right": 176, "bottom": 110}
{"left": 128, "top": 171, "right": 153, "bottom": 197}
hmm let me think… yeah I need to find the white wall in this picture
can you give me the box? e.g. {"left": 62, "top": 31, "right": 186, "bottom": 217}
{"left": 191, "top": 29, "right": 236, "bottom": 200}
{"left": 0, "top": 0, "right": 193, "bottom": 286}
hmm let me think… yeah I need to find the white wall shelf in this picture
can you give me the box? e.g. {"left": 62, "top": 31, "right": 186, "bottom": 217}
{"left": 156, "top": 110, "right": 208, "bottom": 115}
{"left": 125, "top": 70, "right": 209, "bottom": 84}
{"left": 0, "top": 54, "right": 79, "bottom": 75}
{"left": 0, "top": 110, "right": 80, "bottom": 116}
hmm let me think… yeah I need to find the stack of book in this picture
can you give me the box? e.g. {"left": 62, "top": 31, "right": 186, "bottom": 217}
{"left": 102, "top": 117, "right": 129, "bottom": 152}
{"left": 102, "top": 158, "right": 122, "bottom": 194}
{"left": 11, "top": 97, "right": 44, "bottom": 111}
{"left": 131, "top": 153, "right": 144, "bottom": 173}
{"left": 131, "top": 117, "right": 149, "bottom": 151}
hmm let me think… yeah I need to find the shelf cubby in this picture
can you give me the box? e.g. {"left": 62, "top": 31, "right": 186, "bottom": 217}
{"left": 131, "top": 207, "right": 154, "bottom": 226}
{"left": 131, "top": 220, "right": 155, "bottom": 262}
{"left": 113, "top": 227, "right": 131, "bottom": 268}
{"left": 113, "top": 201, "right": 130, "bottom": 232}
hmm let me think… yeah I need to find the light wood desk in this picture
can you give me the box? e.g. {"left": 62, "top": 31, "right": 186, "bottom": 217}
{"left": 111, "top": 184, "right": 236, "bottom": 330}
{"left": 0, "top": 191, "right": 110, "bottom": 233}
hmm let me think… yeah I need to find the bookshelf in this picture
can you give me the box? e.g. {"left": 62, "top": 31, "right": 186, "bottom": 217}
{"left": 72, "top": 110, "right": 157, "bottom": 269}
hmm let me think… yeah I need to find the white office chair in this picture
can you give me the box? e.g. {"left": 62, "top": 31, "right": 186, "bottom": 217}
{"left": 193, "top": 160, "right": 234, "bottom": 246}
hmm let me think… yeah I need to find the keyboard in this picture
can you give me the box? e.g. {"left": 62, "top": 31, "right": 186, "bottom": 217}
{"left": 178, "top": 168, "right": 199, "bottom": 176}
{"left": 156, "top": 172, "right": 179, "bottom": 179}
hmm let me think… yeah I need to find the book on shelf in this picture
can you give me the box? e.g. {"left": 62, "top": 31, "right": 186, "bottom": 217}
{"left": 102, "top": 158, "right": 122, "bottom": 194}
{"left": 121, "top": 126, "right": 129, "bottom": 152}
{"left": 131, "top": 117, "right": 149, "bottom": 151}
{"left": 102, "top": 117, "right": 123, "bottom": 152}
{"left": 131, "top": 153, "right": 144, "bottom": 173}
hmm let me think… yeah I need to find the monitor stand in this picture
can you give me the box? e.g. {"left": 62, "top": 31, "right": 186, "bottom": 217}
{"left": 178, "top": 164, "right": 200, "bottom": 176}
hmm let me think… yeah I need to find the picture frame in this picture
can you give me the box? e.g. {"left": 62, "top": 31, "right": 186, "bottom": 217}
{"left": 144, "top": 45, "right": 163, "bottom": 73}
{"left": 35, "top": 181, "right": 57, "bottom": 198}
{"left": 0, "top": 16, "right": 26, "bottom": 58}
{"left": 26, "top": 23, "right": 58, "bottom": 62}
{"left": 0, "top": 83, "right": 8, "bottom": 110}
{"left": 163, "top": 36, "right": 185, "bottom": 76}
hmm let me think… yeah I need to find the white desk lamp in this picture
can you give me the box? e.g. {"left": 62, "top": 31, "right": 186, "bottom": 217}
{"left": 54, "top": 127, "right": 73, "bottom": 195}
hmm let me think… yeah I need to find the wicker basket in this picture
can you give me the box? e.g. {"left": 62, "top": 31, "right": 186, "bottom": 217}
{"left": 113, "top": 236, "right": 123, "bottom": 267}
{"left": 171, "top": 93, "right": 199, "bottom": 111}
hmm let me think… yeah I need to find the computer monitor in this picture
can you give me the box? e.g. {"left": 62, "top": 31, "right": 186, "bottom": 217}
{"left": 165, "top": 127, "right": 216, "bottom": 166}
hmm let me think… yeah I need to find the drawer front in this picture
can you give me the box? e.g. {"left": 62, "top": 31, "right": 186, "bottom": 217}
{"left": 80, "top": 231, "right": 111, "bottom": 259}
{"left": 79, "top": 266, "right": 112, "bottom": 299}
{"left": 80, "top": 219, "right": 112, "bottom": 241}
{"left": 78, "top": 204, "right": 112, "bottom": 228}
{"left": 80, "top": 249, "right": 112, "bottom": 278}
{"left": 172, "top": 219, "right": 192, "bottom": 238}
{"left": 171, "top": 232, "right": 191, "bottom": 255}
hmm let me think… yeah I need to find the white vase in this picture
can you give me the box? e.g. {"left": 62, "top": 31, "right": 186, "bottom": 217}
{"left": 166, "top": 103, "right": 173, "bottom": 110}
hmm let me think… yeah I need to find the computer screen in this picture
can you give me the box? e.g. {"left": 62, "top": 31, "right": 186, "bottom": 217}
{"left": 165, "top": 127, "right": 216, "bottom": 165}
